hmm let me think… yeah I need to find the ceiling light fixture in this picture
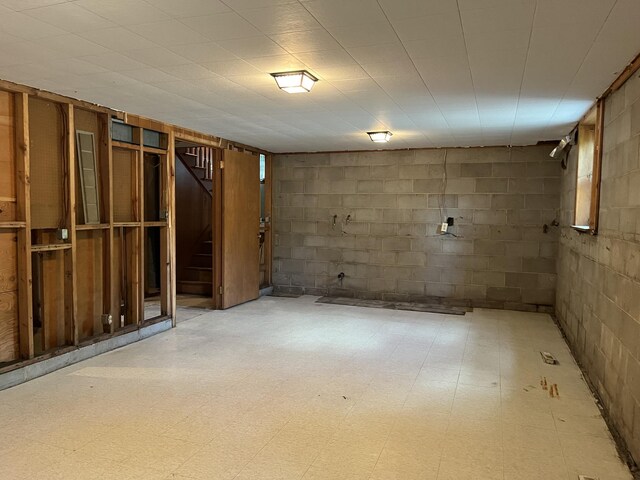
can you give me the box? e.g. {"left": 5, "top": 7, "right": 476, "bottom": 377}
{"left": 271, "top": 70, "right": 317, "bottom": 93}
{"left": 367, "top": 131, "right": 393, "bottom": 143}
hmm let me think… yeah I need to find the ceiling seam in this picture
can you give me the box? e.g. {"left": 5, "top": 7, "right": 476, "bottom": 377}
{"left": 543, "top": 0, "right": 619, "bottom": 133}
{"left": 455, "top": 0, "right": 482, "bottom": 145}
{"left": 375, "top": 0, "right": 454, "bottom": 146}
{"left": 509, "top": 0, "right": 538, "bottom": 146}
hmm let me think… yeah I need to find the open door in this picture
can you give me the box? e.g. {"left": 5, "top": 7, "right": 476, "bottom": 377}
{"left": 221, "top": 149, "right": 260, "bottom": 309}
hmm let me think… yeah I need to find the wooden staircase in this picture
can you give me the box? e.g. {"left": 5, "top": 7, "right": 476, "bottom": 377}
{"left": 176, "top": 146, "right": 215, "bottom": 296}
{"left": 176, "top": 146, "right": 214, "bottom": 195}
{"left": 177, "top": 229, "right": 213, "bottom": 295}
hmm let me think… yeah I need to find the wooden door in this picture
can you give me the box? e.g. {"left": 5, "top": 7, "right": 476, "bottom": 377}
{"left": 221, "top": 149, "right": 260, "bottom": 309}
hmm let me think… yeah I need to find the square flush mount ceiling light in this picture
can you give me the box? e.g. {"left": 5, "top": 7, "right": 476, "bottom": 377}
{"left": 367, "top": 131, "right": 393, "bottom": 143}
{"left": 271, "top": 70, "right": 317, "bottom": 93}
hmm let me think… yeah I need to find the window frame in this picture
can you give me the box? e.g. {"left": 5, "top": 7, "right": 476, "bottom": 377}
{"left": 572, "top": 99, "right": 604, "bottom": 234}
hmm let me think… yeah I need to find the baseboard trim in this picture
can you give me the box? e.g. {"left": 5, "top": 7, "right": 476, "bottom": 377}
{"left": 0, "top": 319, "right": 172, "bottom": 391}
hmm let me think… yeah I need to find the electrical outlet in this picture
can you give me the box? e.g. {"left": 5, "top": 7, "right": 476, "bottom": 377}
{"left": 57, "top": 228, "right": 69, "bottom": 241}
{"left": 440, "top": 222, "right": 448, "bottom": 233}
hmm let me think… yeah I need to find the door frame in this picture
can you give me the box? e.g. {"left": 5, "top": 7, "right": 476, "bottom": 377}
{"left": 173, "top": 134, "right": 223, "bottom": 310}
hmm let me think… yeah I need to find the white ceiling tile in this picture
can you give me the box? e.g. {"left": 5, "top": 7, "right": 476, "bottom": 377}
{"left": 77, "top": 71, "right": 139, "bottom": 87}
{"left": 403, "top": 36, "right": 467, "bottom": 61}
{"left": 120, "top": 67, "right": 180, "bottom": 84}
{"left": 300, "top": 0, "right": 387, "bottom": 27}
{"left": 0, "top": 10, "right": 66, "bottom": 39}
{"left": 216, "top": 36, "right": 289, "bottom": 58}
{"left": 0, "top": 0, "right": 637, "bottom": 151}
{"left": 361, "top": 58, "right": 417, "bottom": 78}
{"left": 167, "top": 43, "right": 237, "bottom": 64}
{"left": 534, "top": 0, "right": 616, "bottom": 30}
{"left": 124, "top": 47, "right": 191, "bottom": 68}
{"left": 327, "top": 22, "right": 398, "bottom": 48}
{"left": 312, "top": 64, "right": 369, "bottom": 81}
{"left": 293, "top": 49, "right": 355, "bottom": 68}
{"left": 80, "top": 52, "right": 150, "bottom": 72}
{"left": 132, "top": 20, "right": 210, "bottom": 47}
{"left": 378, "top": 0, "right": 458, "bottom": 19}
{"left": 347, "top": 42, "right": 409, "bottom": 65}
{"left": 459, "top": 1, "right": 535, "bottom": 35}
{"left": 392, "top": 13, "right": 462, "bottom": 44}
{"left": 0, "top": 40, "right": 58, "bottom": 67}
{"left": 31, "top": 33, "right": 109, "bottom": 58}
{"left": 244, "top": 54, "right": 306, "bottom": 73}
{"left": 73, "top": 0, "right": 170, "bottom": 26}
{"left": 222, "top": 0, "right": 298, "bottom": 8}
{"left": 24, "top": 2, "right": 115, "bottom": 33}
{"left": 146, "top": 0, "right": 230, "bottom": 18}
{"left": 465, "top": 29, "right": 531, "bottom": 60}
{"left": 41, "top": 57, "right": 107, "bottom": 76}
{"left": 236, "top": 3, "right": 321, "bottom": 35}
{"left": 329, "top": 77, "right": 379, "bottom": 93}
{"left": 269, "top": 29, "right": 342, "bottom": 54}
{"left": 77, "top": 27, "right": 158, "bottom": 52}
{"left": 0, "top": 0, "right": 71, "bottom": 11}
{"left": 180, "top": 12, "right": 262, "bottom": 41}
{"left": 201, "top": 59, "right": 262, "bottom": 77}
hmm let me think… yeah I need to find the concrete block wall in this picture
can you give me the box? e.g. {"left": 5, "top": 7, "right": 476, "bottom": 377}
{"left": 556, "top": 71, "right": 640, "bottom": 462}
{"left": 273, "top": 145, "right": 561, "bottom": 311}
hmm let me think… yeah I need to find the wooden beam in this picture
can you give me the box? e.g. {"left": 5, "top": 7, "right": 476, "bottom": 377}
{"left": 212, "top": 148, "right": 223, "bottom": 309}
{"left": 137, "top": 129, "right": 144, "bottom": 325}
{"left": 590, "top": 99, "right": 605, "bottom": 233}
{"left": 167, "top": 130, "right": 176, "bottom": 325}
{"left": 98, "top": 113, "right": 114, "bottom": 334}
{"left": 14, "top": 92, "right": 33, "bottom": 359}
{"left": 63, "top": 103, "right": 79, "bottom": 346}
{"left": 603, "top": 51, "right": 640, "bottom": 98}
{"left": 264, "top": 154, "right": 273, "bottom": 287}
{"left": 0, "top": 79, "right": 116, "bottom": 116}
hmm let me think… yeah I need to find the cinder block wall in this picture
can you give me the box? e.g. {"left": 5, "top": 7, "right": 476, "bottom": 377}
{"left": 273, "top": 145, "right": 561, "bottom": 311}
{"left": 556, "top": 72, "right": 640, "bottom": 461}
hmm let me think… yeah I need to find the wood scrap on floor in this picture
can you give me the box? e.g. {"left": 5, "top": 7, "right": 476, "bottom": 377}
{"left": 315, "top": 296, "right": 470, "bottom": 315}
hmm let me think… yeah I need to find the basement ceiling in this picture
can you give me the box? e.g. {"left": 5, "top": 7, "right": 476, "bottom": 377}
{"left": 0, "top": 0, "right": 639, "bottom": 152}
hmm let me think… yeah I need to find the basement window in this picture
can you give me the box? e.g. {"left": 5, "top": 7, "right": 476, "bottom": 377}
{"left": 573, "top": 100, "right": 604, "bottom": 234}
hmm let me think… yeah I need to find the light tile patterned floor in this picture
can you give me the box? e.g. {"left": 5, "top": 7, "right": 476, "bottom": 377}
{"left": 0, "top": 295, "right": 633, "bottom": 480}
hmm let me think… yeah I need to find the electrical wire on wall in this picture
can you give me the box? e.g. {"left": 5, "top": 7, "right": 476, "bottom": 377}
{"left": 438, "top": 149, "right": 449, "bottom": 222}
{"left": 433, "top": 149, "right": 460, "bottom": 238}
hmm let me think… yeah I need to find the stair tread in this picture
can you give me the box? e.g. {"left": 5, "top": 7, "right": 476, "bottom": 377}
{"left": 177, "top": 280, "right": 211, "bottom": 285}
{"left": 186, "top": 266, "right": 212, "bottom": 271}
{"left": 194, "top": 253, "right": 212, "bottom": 257}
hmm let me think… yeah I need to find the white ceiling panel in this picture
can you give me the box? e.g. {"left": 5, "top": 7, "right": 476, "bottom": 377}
{"left": 24, "top": 2, "right": 115, "bottom": 33}
{"left": 180, "top": 12, "right": 262, "bottom": 41}
{"left": 146, "top": 0, "right": 230, "bottom": 18}
{"left": 0, "top": 0, "right": 638, "bottom": 152}
{"left": 133, "top": 20, "right": 211, "bottom": 47}
{"left": 77, "top": 27, "right": 159, "bottom": 52}
{"left": 300, "top": 0, "right": 387, "bottom": 27}
{"left": 378, "top": 0, "right": 458, "bottom": 20}
{"left": 269, "top": 29, "right": 341, "bottom": 53}
{"left": 74, "top": 0, "right": 170, "bottom": 26}
{"left": 236, "top": 3, "right": 320, "bottom": 34}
